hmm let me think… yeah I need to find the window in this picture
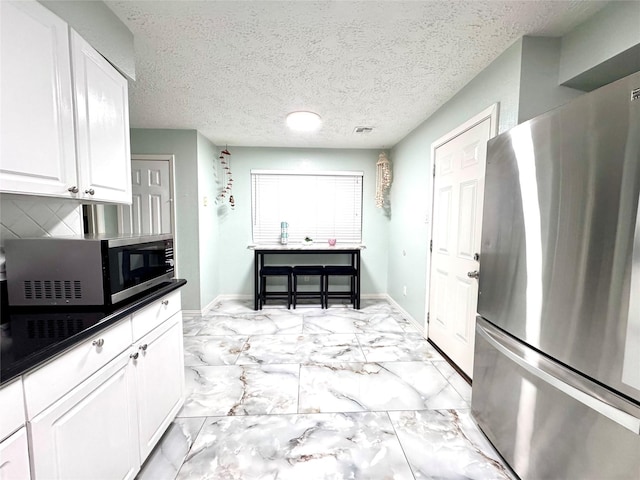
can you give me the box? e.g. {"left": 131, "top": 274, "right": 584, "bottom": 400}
{"left": 251, "top": 170, "right": 363, "bottom": 244}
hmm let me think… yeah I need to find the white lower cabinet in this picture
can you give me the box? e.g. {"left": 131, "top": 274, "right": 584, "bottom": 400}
{"left": 134, "top": 313, "right": 185, "bottom": 459}
{"left": 30, "top": 350, "right": 140, "bottom": 480}
{"left": 0, "top": 427, "right": 31, "bottom": 480}
{"left": 26, "top": 292, "right": 185, "bottom": 480}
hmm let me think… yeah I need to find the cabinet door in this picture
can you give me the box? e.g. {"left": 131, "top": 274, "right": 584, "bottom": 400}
{"left": 71, "top": 31, "right": 132, "bottom": 204}
{"left": 0, "top": 378, "right": 25, "bottom": 441}
{"left": 134, "top": 313, "right": 185, "bottom": 460}
{"left": 30, "top": 350, "right": 140, "bottom": 480}
{"left": 0, "top": 427, "right": 31, "bottom": 480}
{"left": 0, "top": 0, "right": 78, "bottom": 197}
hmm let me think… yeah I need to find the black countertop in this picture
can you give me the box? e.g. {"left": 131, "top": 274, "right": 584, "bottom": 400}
{"left": 0, "top": 279, "right": 187, "bottom": 385}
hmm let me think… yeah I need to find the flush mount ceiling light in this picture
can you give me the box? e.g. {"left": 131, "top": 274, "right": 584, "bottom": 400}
{"left": 286, "top": 111, "right": 322, "bottom": 132}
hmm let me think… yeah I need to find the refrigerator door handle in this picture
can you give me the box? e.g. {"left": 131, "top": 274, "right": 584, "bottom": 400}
{"left": 477, "top": 321, "right": 640, "bottom": 435}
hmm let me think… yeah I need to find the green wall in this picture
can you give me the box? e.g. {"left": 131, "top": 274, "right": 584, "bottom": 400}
{"left": 126, "top": 3, "right": 639, "bottom": 319}
{"left": 388, "top": 39, "right": 523, "bottom": 327}
{"left": 518, "top": 37, "right": 584, "bottom": 123}
{"left": 197, "top": 132, "right": 221, "bottom": 309}
{"left": 386, "top": 7, "right": 640, "bottom": 327}
{"left": 39, "top": 0, "right": 135, "bottom": 80}
{"left": 559, "top": 1, "right": 640, "bottom": 89}
{"left": 216, "top": 147, "right": 390, "bottom": 296}
{"left": 129, "top": 129, "right": 201, "bottom": 310}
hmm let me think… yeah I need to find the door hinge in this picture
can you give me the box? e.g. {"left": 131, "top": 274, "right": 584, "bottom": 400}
{"left": 433, "top": 164, "right": 436, "bottom": 177}
{"left": 430, "top": 240, "right": 433, "bottom": 252}
{"left": 427, "top": 312, "right": 430, "bottom": 323}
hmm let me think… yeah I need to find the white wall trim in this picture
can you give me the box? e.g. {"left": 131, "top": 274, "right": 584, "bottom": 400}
{"left": 431, "top": 103, "right": 500, "bottom": 151}
{"left": 251, "top": 169, "right": 363, "bottom": 177}
{"left": 185, "top": 294, "right": 417, "bottom": 324}
{"left": 118, "top": 154, "right": 178, "bottom": 275}
{"left": 377, "top": 293, "right": 426, "bottom": 336}
{"left": 424, "top": 103, "right": 499, "bottom": 338}
{"left": 182, "top": 294, "right": 253, "bottom": 315}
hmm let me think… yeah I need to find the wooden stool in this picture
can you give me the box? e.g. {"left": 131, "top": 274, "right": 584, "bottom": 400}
{"left": 323, "top": 265, "right": 357, "bottom": 307}
{"left": 292, "top": 265, "right": 325, "bottom": 308}
{"left": 259, "top": 266, "right": 293, "bottom": 309}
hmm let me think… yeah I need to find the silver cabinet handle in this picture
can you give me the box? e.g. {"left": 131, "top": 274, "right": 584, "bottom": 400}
{"left": 130, "top": 352, "right": 139, "bottom": 360}
{"left": 68, "top": 186, "right": 79, "bottom": 194}
{"left": 139, "top": 344, "right": 148, "bottom": 351}
{"left": 467, "top": 270, "right": 480, "bottom": 279}
{"left": 92, "top": 338, "right": 104, "bottom": 348}
{"left": 161, "top": 300, "right": 169, "bottom": 306}
{"left": 84, "top": 188, "right": 95, "bottom": 195}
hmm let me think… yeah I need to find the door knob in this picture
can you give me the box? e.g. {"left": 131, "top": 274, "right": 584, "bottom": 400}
{"left": 85, "top": 188, "right": 95, "bottom": 195}
{"left": 68, "top": 186, "right": 79, "bottom": 194}
{"left": 467, "top": 270, "right": 480, "bottom": 279}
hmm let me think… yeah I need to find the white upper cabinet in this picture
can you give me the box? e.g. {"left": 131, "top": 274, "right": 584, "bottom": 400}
{"left": 0, "top": 0, "right": 132, "bottom": 204}
{"left": 71, "top": 31, "right": 132, "bottom": 204}
{"left": 0, "top": 0, "right": 77, "bottom": 197}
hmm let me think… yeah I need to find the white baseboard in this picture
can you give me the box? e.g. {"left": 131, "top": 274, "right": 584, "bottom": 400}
{"left": 381, "top": 294, "right": 426, "bottom": 336}
{"left": 360, "top": 293, "right": 388, "bottom": 299}
{"left": 215, "top": 294, "right": 253, "bottom": 302}
{"left": 186, "top": 292, "right": 426, "bottom": 338}
{"left": 182, "top": 294, "right": 253, "bottom": 316}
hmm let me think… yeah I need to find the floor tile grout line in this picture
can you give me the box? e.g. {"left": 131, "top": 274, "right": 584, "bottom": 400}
{"left": 296, "top": 362, "right": 302, "bottom": 414}
{"left": 385, "top": 410, "right": 418, "bottom": 480}
{"left": 169, "top": 416, "right": 207, "bottom": 480}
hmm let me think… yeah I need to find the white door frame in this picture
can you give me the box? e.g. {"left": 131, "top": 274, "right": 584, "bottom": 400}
{"left": 117, "top": 154, "right": 178, "bottom": 276}
{"left": 424, "top": 103, "right": 499, "bottom": 336}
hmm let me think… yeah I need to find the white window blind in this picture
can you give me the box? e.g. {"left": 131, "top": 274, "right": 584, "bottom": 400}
{"left": 251, "top": 170, "right": 363, "bottom": 244}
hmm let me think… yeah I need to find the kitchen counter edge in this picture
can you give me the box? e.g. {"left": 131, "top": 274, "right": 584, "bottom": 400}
{"left": 0, "top": 279, "right": 187, "bottom": 385}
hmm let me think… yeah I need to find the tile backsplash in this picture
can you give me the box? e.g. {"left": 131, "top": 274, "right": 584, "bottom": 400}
{"left": 0, "top": 194, "right": 83, "bottom": 279}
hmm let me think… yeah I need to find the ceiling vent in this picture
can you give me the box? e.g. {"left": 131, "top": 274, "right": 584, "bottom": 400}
{"left": 353, "top": 126, "right": 373, "bottom": 134}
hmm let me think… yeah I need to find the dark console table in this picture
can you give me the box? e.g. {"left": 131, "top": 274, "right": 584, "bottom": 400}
{"left": 248, "top": 244, "right": 365, "bottom": 310}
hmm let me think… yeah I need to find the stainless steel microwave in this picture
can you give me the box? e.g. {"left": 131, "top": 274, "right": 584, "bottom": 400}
{"left": 5, "top": 234, "right": 175, "bottom": 307}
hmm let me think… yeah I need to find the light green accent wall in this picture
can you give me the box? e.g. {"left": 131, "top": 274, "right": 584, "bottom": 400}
{"left": 217, "top": 147, "right": 389, "bottom": 296}
{"left": 39, "top": 0, "right": 135, "bottom": 80}
{"left": 388, "top": 39, "right": 523, "bottom": 326}
{"left": 518, "top": 37, "right": 584, "bottom": 122}
{"left": 559, "top": 1, "right": 640, "bottom": 89}
{"left": 196, "top": 132, "right": 220, "bottom": 308}
{"left": 129, "top": 129, "right": 200, "bottom": 310}
{"left": 102, "top": 205, "right": 119, "bottom": 233}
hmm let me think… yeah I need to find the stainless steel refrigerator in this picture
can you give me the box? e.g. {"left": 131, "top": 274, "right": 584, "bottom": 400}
{"left": 472, "top": 71, "right": 640, "bottom": 479}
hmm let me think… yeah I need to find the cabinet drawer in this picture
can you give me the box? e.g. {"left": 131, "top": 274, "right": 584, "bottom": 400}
{"left": 132, "top": 291, "right": 181, "bottom": 341}
{"left": 0, "top": 378, "right": 25, "bottom": 441}
{"left": 24, "top": 318, "right": 132, "bottom": 418}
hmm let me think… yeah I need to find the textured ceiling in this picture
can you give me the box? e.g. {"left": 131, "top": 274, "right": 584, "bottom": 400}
{"left": 105, "top": 0, "right": 609, "bottom": 149}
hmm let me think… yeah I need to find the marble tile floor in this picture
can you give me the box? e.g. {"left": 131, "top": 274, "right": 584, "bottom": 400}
{"left": 137, "top": 299, "right": 516, "bottom": 480}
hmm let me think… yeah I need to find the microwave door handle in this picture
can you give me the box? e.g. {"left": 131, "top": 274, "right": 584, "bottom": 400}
{"left": 122, "top": 250, "right": 131, "bottom": 282}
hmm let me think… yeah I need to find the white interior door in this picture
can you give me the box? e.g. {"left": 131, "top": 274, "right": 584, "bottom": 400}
{"left": 119, "top": 156, "right": 174, "bottom": 235}
{"left": 428, "top": 108, "right": 496, "bottom": 378}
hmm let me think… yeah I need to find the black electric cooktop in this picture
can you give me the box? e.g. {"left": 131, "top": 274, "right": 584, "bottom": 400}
{"left": 0, "top": 279, "right": 186, "bottom": 384}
